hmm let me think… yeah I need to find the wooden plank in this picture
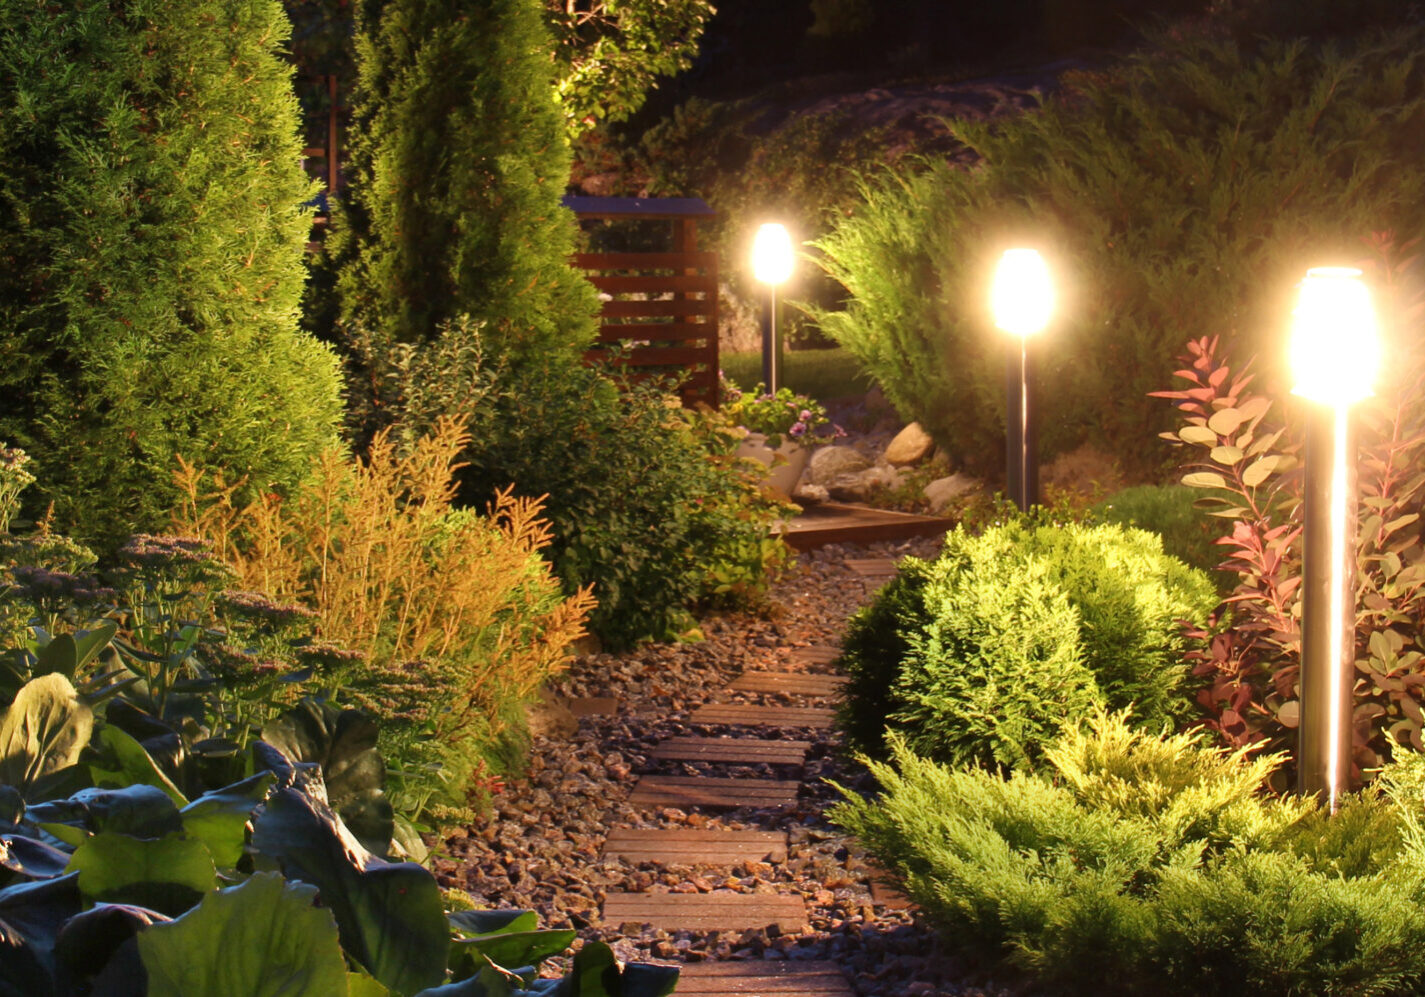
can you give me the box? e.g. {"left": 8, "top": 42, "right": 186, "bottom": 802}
{"left": 783, "top": 502, "right": 954, "bottom": 551}
{"left": 588, "top": 274, "right": 716, "bottom": 295}
{"left": 596, "top": 321, "right": 713, "bottom": 342}
{"left": 678, "top": 962, "right": 853, "bottom": 996}
{"left": 844, "top": 557, "right": 898, "bottom": 578}
{"left": 602, "top": 892, "right": 806, "bottom": 931}
{"left": 690, "top": 704, "right": 835, "bottom": 729}
{"left": 786, "top": 646, "right": 841, "bottom": 666}
{"left": 601, "top": 298, "right": 714, "bottom": 319}
{"left": 726, "top": 673, "right": 847, "bottom": 698}
{"left": 575, "top": 251, "right": 718, "bottom": 271}
{"left": 602, "top": 828, "right": 787, "bottom": 864}
{"left": 647, "top": 737, "right": 809, "bottom": 765}
{"left": 569, "top": 696, "right": 618, "bottom": 717}
{"left": 627, "top": 776, "right": 800, "bottom": 809}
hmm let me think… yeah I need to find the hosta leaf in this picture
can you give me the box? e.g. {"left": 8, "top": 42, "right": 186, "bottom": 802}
{"left": 0, "top": 675, "right": 94, "bottom": 794}
{"left": 67, "top": 831, "right": 215, "bottom": 917}
{"left": 138, "top": 872, "right": 347, "bottom": 997}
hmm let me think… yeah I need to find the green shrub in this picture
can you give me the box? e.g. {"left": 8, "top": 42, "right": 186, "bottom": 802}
{"left": 328, "top": 0, "right": 599, "bottom": 428}
{"left": 448, "top": 357, "right": 793, "bottom": 649}
{"left": 838, "top": 521, "right": 1216, "bottom": 768}
{"left": 1093, "top": 483, "right": 1234, "bottom": 591}
{"left": 808, "top": 26, "right": 1425, "bottom": 476}
{"left": 833, "top": 714, "right": 1425, "bottom": 996}
{"left": 0, "top": 0, "right": 343, "bottom": 545}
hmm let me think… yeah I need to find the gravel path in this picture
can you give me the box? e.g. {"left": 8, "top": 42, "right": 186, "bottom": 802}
{"left": 433, "top": 535, "right": 1015, "bottom": 997}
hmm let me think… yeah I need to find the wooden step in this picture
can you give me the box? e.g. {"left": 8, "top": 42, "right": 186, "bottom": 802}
{"left": 787, "top": 646, "right": 840, "bottom": 666}
{"left": 677, "top": 961, "right": 854, "bottom": 996}
{"left": 844, "top": 557, "right": 898, "bottom": 578}
{"left": 726, "top": 672, "right": 847, "bottom": 698}
{"left": 690, "top": 704, "right": 836, "bottom": 729}
{"left": 627, "top": 775, "right": 800, "bottom": 810}
{"left": 569, "top": 696, "right": 619, "bottom": 717}
{"left": 870, "top": 877, "right": 914, "bottom": 910}
{"left": 648, "top": 737, "right": 809, "bottom": 765}
{"left": 602, "top": 828, "right": 787, "bottom": 864}
{"left": 603, "top": 891, "right": 807, "bottom": 931}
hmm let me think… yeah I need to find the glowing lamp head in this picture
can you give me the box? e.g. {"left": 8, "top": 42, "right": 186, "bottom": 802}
{"left": 752, "top": 223, "right": 794, "bottom": 285}
{"left": 1290, "top": 267, "right": 1380, "bottom": 407}
{"left": 991, "top": 248, "right": 1054, "bottom": 337}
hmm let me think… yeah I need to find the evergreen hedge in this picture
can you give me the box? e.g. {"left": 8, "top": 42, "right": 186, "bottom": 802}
{"left": 0, "top": 0, "right": 343, "bottom": 545}
{"left": 808, "top": 26, "right": 1425, "bottom": 475}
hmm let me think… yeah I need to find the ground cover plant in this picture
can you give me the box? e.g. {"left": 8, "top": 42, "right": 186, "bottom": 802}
{"left": 0, "top": 0, "right": 344, "bottom": 545}
{"left": 807, "top": 23, "right": 1425, "bottom": 477}
{"left": 833, "top": 713, "right": 1425, "bottom": 996}
{"left": 837, "top": 520, "right": 1216, "bottom": 771}
{"left": 1153, "top": 239, "right": 1425, "bottom": 777}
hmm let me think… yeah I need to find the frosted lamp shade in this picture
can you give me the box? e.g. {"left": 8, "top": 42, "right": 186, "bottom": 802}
{"left": 752, "top": 223, "right": 794, "bottom": 285}
{"left": 991, "top": 248, "right": 1053, "bottom": 337}
{"left": 1290, "top": 267, "right": 1380, "bottom": 406}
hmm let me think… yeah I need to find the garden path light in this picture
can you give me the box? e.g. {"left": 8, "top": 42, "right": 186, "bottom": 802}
{"left": 991, "top": 248, "right": 1053, "bottom": 512}
{"left": 753, "top": 223, "right": 794, "bottom": 393}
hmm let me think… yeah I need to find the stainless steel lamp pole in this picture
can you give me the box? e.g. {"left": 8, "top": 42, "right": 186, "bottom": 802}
{"left": 1289, "top": 267, "right": 1380, "bottom": 811}
{"left": 753, "top": 223, "right": 794, "bottom": 394}
{"left": 991, "top": 249, "right": 1054, "bottom": 513}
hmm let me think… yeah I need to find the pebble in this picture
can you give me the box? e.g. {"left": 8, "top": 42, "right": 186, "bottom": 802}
{"left": 433, "top": 536, "right": 1014, "bottom": 996}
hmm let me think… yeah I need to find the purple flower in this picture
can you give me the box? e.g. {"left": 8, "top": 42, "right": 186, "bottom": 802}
{"left": 789, "top": 421, "right": 807, "bottom": 437}
{"left": 799, "top": 409, "right": 813, "bottom": 421}
{"left": 833, "top": 423, "right": 848, "bottom": 438}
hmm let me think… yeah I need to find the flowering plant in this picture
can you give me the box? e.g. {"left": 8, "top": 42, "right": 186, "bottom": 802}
{"left": 722, "top": 380, "right": 842, "bottom": 450}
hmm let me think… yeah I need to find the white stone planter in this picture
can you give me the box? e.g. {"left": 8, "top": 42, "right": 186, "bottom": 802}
{"left": 735, "top": 432, "right": 811, "bottom": 499}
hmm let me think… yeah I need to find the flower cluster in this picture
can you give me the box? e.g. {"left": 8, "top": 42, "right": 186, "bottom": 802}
{"left": 0, "top": 443, "right": 35, "bottom": 533}
{"left": 721, "top": 379, "right": 843, "bottom": 450}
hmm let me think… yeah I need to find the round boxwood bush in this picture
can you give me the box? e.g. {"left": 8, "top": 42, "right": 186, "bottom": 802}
{"left": 838, "top": 520, "right": 1217, "bottom": 770}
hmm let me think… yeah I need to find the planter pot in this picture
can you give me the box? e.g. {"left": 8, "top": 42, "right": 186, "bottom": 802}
{"left": 735, "top": 432, "right": 811, "bottom": 499}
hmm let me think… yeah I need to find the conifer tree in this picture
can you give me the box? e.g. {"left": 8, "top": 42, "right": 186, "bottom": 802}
{"left": 331, "top": 0, "right": 599, "bottom": 378}
{"left": 0, "top": 0, "right": 343, "bottom": 544}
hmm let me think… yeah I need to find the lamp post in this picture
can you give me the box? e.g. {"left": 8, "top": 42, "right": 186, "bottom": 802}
{"left": 753, "top": 223, "right": 794, "bottom": 393}
{"left": 1290, "top": 267, "right": 1380, "bottom": 812}
{"left": 991, "top": 248, "right": 1054, "bottom": 512}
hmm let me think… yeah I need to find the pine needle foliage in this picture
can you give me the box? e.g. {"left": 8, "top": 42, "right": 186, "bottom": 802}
{"left": 832, "top": 714, "right": 1425, "bottom": 996}
{"left": 0, "top": 0, "right": 343, "bottom": 545}
{"left": 174, "top": 415, "right": 592, "bottom": 806}
{"left": 837, "top": 521, "right": 1216, "bottom": 770}
{"left": 327, "top": 0, "right": 599, "bottom": 381}
{"left": 807, "top": 26, "right": 1425, "bottom": 476}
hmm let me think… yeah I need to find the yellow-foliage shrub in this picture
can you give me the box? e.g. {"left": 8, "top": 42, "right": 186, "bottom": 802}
{"left": 175, "top": 415, "right": 592, "bottom": 808}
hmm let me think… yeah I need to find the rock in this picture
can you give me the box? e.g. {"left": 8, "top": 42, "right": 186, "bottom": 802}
{"left": 793, "top": 482, "right": 830, "bottom": 505}
{"left": 922, "top": 473, "right": 979, "bottom": 514}
{"left": 883, "top": 422, "right": 935, "bottom": 467}
{"left": 825, "top": 464, "right": 899, "bottom": 502}
{"left": 806, "top": 445, "right": 872, "bottom": 485}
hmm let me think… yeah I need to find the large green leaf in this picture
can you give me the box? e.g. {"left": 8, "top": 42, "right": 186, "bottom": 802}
{"left": 0, "top": 832, "right": 70, "bottom": 882}
{"left": 412, "top": 964, "right": 517, "bottom": 997}
{"left": 66, "top": 831, "right": 215, "bottom": 917}
{"left": 34, "top": 622, "right": 118, "bottom": 681}
{"left": 53, "top": 902, "right": 167, "bottom": 996}
{"left": 251, "top": 788, "right": 448, "bottom": 994}
{"left": 30, "top": 784, "right": 182, "bottom": 841}
{"left": 178, "top": 772, "right": 275, "bottom": 869}
{"left": 88, "top": 725, "right": 187, "bottom": 808}
{"left": 451, "top": 930, "right": 576, "bottom": 980}
{"left": 137, "top": 872, "right": 348, "bottom": 997}
{"left": 0, "top": 873, "right": 83, "bottom": 997}
{"left": 448, "top": 910, "right": 539, "bottom": 938}
{"left": 0, "top": 675, "right": 94, "bottom": 793}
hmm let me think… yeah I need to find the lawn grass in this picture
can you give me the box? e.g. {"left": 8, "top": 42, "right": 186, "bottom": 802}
{"left": 721, "top": 346, "right": 874, "bottom": 401}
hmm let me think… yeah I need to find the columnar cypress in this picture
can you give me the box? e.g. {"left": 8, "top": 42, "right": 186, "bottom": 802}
{"left": 331, "top": 0, "right": 599, "bottom": 369}
{"left": 0, "top": 0, "right": 343, "bottom": 544}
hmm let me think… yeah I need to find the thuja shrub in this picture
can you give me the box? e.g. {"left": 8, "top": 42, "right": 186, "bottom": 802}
{"left": 808, "top": 26, "right": 1425, "bottom": 475}
{"left": 1092, "top": 483, "right": 1234, "bottom": 590}
{"left": 838, "top": 521, "right": 1215, "bottom": 770}
{"left": 833, "top": 714, "right": 1425, "bottom": 996}
{"left": 0, "top": 0, "right": 343, "bottom": 545}
{"left": 175, "top": 416, "right": 593, "bottom": 809}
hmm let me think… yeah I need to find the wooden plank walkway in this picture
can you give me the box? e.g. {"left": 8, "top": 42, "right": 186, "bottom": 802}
{"left": 648, "top": 737, "right": 809, "bottom": 765}
{"left": 602, "top": 828, "right": 787, "bottom": 864}
{"left": 627, "top": 775, "right": 800, "bottom": 809}
{"left": 726, "top": 672, "right": 847, "bottom": 698}
{"left": 690, "top": 704, "right": 836, "bottom": 729}
{"left": 569, "top": 696, "right": 618, "bottom": 717}
{"left": 603, "top": 892, "right": 807, "bottom": 932}
{"left": 783, "top": 501, "right": 952, "bottom": 550}
{"left": 787, "top": 646, "right": 840, "bottom": 666}
{"left": 844, "top": 557, "right": 899, "bottom": 579}
{"left": 677, "top": 961, "right": 854, "bottom": 996}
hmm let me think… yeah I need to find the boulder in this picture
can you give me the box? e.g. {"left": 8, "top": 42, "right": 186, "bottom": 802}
{"left": 826, "top": 464, "right": 900, "bottom": 502}
{"left": 923, "top": 473, "right": 980, "bottom": 514}
{"left": 807, "top": 445, "right": 873, "bottom": 485}
{"left": 884, "top": 422, "right": 935, "bottom": 467}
